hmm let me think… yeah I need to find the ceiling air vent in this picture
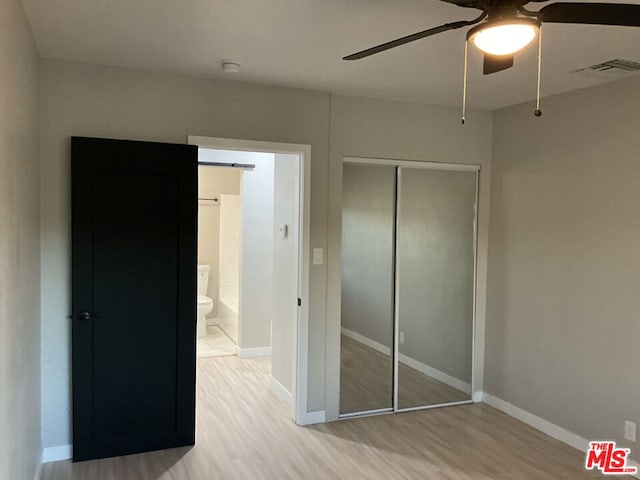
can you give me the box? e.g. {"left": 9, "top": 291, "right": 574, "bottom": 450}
{"left": 573, "top": 59, "right": 640, "bottom": 80}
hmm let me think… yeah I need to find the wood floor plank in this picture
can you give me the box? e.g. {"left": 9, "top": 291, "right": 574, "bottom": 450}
{"left": 42, "top": 355, "right": 628, "bottom": 479}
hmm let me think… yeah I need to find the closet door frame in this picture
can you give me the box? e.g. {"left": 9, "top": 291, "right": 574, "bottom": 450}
{"left": 341, "top": 156, "right": 480, "bottom": 417}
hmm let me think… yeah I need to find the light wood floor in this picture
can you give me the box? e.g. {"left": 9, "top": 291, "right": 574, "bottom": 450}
{"left": 42, "top": 355, "right": 623, "bottom": 479}
{"left": 340, "top": 335, "right": 469, "bottom": 414}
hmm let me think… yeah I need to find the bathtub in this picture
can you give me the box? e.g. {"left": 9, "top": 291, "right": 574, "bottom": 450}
{"left": 218, "top": 287, "right": 239, "bottom": 344}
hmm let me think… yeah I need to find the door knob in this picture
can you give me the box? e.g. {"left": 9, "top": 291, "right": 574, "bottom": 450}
{"left": 79, "top": 312, "right": 92, "bottom": 321}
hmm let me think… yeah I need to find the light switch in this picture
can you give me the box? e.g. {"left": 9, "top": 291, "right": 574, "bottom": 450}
{"left": 625, "top": 421, "right": 637, "bottom": 442}
{"left": 279, "top": 224, "right": 288, "bottom": 239}
{"left": 312, "top": 248, "right": 323, "bottom": 265}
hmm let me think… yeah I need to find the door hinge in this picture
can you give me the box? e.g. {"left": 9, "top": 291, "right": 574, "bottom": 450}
{"left": 297, "top": 298, "right": 302, "bottom": 307}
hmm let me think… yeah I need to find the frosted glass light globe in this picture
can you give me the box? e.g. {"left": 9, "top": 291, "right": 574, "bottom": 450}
{"left": 469, "top": 22, "right": 538, "bottom": 56}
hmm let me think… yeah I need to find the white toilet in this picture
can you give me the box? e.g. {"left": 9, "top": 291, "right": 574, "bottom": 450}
{"left": 197, "top": 265, "right": 214, "bottom": 338}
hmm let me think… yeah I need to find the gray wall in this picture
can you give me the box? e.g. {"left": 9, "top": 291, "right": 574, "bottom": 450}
{"left": 487, "top": 76, "right": 640, "bottom": 459}
{"left": 0, "top": 0, "right": 41, "bottom": 478}
{"left": 326, "top": 94, "right": 494, "bottom": 419}
{"left": 39, "top": 60, "right": 330, "bottom": 448}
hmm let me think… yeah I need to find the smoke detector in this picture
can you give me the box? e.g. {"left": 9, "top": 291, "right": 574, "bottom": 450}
{"left": 221, "top": 61, "right": 241, "bottom": 74}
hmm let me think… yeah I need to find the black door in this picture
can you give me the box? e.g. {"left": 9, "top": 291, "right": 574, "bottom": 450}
{"left": 71, "top": 137, "right": 197, "bottom": 461}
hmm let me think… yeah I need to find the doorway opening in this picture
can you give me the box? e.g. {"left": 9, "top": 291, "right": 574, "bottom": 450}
{"left": 197, "top": 164, "right": 243, "bottom": 357}
{"left": 190, "top": 136, "right": 311, "bottom": 424}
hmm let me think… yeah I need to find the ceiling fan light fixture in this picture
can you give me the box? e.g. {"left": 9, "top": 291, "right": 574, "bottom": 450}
{"left": 467, "top": 19, "right": 540, "bottom": 56}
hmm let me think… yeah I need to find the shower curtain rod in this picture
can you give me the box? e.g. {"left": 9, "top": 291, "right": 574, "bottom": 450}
{"left": 198, "top": 161, "right": 255, "bottom": 169}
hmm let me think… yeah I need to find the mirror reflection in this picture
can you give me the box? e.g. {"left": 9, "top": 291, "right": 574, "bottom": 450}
{"left": 340, "top": 163, "right": 395, "bottom": 414}
{"left": 396, "top": 168, "right": 476, "bottom": 409}
{"left": 340, "top": 161, "right": 477, "bottom": 415}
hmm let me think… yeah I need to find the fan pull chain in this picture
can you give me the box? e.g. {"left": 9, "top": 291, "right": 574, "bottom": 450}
{"left": 534, "top": 26, "right": 543, "bottom": 117}
{"left": 462, "top": 40, "right": 469, "bottom": 124}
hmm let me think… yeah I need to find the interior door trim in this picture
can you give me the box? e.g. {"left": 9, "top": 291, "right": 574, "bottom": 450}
{"left": 343, "top": 156, "right": 480, "bottom": 172}
{"left": 187, "top": 135, "right": 312, "bottom": 426}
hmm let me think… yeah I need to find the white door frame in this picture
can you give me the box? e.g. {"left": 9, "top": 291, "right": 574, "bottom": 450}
{"left": 188, "top": 135, "right": 311, "bottom": 426}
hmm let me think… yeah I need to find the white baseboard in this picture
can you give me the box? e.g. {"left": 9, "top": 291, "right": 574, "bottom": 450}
{"left": 341, "top": 327, "right": 471, "bottom": 395}
{"left": 398, "top": 353, "right": 471, "bottom": 395}
{"left": 269, "top": 375, "right": 293, "bottom": 406}
{"left": 482, "top": 392, "right": 588, "bottom": 451}
{"left": 481, "top": 392, "right": 640, "bottom": 479}
{"left": 42, "top": 444, "right": 72, "bottom": 463}
{"left": 297, "top": 410, "right": 326, "bottom": 426}
{"left": 34, "top": 456, "right": 43, "bottom": 480}
{"left": 237, "top": 346, "right": 272, "bottom": 358}
{"left": 341, "top": 327, "right": 391, "bottom": 355}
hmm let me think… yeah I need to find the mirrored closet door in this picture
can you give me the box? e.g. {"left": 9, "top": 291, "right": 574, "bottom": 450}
{"left": 340, "top": 159, "right": 478, "bottom": 417}
{"left": 340, "top": 163, "right": 396, "bottom": 415}
{"left": 395, "top": 167, "right": 476, "bottom": 411}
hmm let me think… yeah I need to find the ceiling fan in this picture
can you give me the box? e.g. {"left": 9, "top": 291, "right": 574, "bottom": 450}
{"left": 343, "top": 1, "right": 640, "bottom": 75}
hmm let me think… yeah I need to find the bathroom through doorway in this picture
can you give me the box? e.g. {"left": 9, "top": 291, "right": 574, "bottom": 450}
{"left": 197, "top": 164, "right": 242, "bottom": 356}
{"left": 190, "top": 136, "right": 311, "bottom": 424}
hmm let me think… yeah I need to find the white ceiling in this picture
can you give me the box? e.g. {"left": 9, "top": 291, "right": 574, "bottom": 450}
{"left": 21, "top": 0, "right": 640, "bottom": 109}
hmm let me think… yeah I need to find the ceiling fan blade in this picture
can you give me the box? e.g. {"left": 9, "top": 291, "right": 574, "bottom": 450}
{"left": 538, "top": 3, "right": 640, "bottom": 26}
{"left": 483, "top": 54, "right": 514, "bottom": 74}
{"left": 343, "top": 13, "right": 487, "bottom": 60}
{"left": 343, "top": 22, "right": 469, "bottom": 60}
